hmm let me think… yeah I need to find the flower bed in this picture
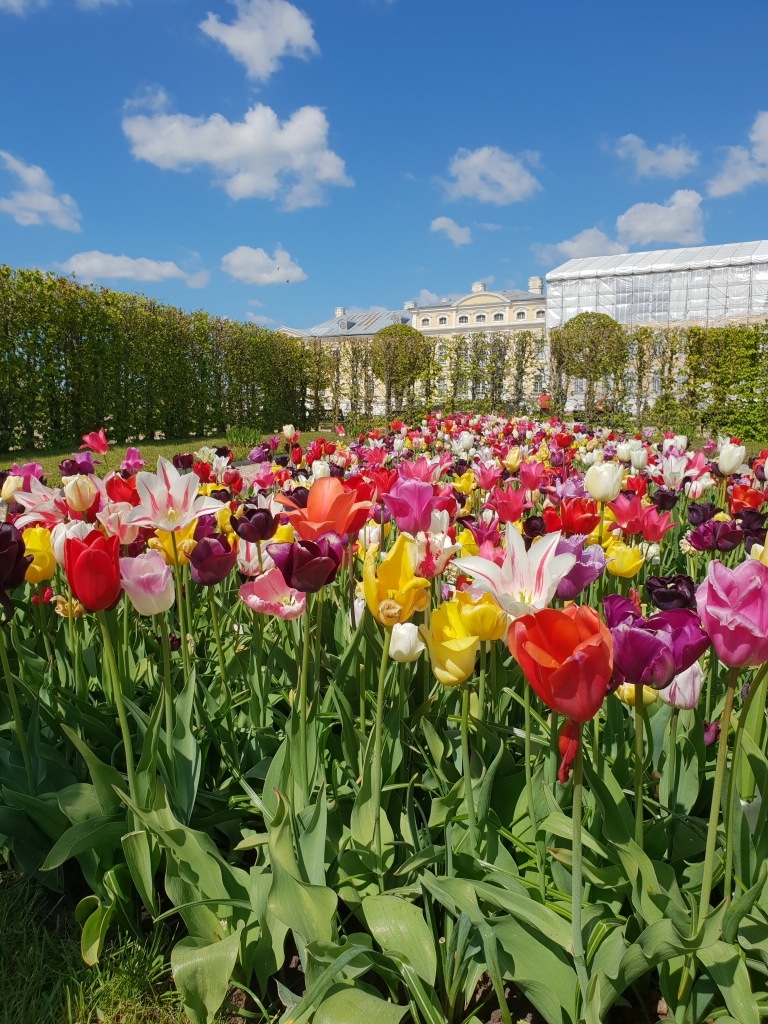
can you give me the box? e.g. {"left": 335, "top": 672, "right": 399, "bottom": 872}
{"left": 1, "top": 414, "right": 767, "bottom": 1024}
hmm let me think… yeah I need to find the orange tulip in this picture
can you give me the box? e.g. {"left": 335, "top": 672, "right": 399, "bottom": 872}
{"left": 729, "top": 484, "right": 764, "bottom": 515}
{"left": 276, "top": 477, "right": 372, "bottom": 542}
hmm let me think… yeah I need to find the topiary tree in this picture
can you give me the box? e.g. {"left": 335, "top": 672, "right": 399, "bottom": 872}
{"left": 548, "top": 312, "right": 628, "bottom": 423}
{"left": 370, "top": 323, "right": 428, "bottom": 419}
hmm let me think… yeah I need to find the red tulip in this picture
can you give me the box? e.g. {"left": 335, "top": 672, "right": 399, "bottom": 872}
{"left": 64, "top": 532, "right": 122, "bottom": 611}
{"left": 79, "top": 427, "right": 109, "bottom": 455}
{"left": 560, "top": 497, "right": 600, "bottom": 537}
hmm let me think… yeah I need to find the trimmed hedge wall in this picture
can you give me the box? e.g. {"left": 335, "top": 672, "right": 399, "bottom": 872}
{"left": 0, "top": 266, "right": 309, "bottom": 451}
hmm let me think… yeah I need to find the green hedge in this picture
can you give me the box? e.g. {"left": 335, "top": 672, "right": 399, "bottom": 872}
{"left": 0, "top": 266, "right": 310, "bottom": 451}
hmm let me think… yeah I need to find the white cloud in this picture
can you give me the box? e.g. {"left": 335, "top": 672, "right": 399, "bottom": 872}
{"left": 123, "top": 100, "right": 352, "bottom": 210}
{"left": 430, "top": 216, "right": 471, "bottom": 246}
{"left": 221, "top": 245, "right": 306, "bottom": 285}
{"left": 412, "top": 288, "right": 462, "bottom": 306}
{"left": 533, "top": 227, "right": 625, "bottom": 266}
{"left": 478, "top": 221, "right": 502, "bottom": 231}
{"left": 248, "top": 297, "right": 265, "bottom": 307}
{"left": 442, "top": 146, "right": 541, "bottom": 205}
{"left": 0, "top": 0, "right": 45, "bottom": 14}
{"left": 76, "top": 0, "right": 122, "bottom": 8}
{"left": 200, "top": 0, "right": 317, "bottom": 80}
{"left": 247, "top": 312, "right": 276, "bottom": 325}
{"left": 0, "top": 151, "right": 81, "bottom": 231}
{"left": 707, "top": 111, "right": 768, "bottom": 197}
{"left": 615, "top": 134, "right": 699, "bottom": 178}
{"left": 616, "top": 189, "right": 704, "bottom": 246}
{"left": 59, "top": 251, "right": 209, "bottom": 288}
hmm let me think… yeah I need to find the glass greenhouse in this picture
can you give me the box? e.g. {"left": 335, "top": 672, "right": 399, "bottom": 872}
{"left": 545, "top": 240, "right": 768, "bottom": 331}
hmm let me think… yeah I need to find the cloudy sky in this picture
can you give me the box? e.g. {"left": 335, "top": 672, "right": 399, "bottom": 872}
{"left": 1, "top": 0, "right": 768, "bottom": 329}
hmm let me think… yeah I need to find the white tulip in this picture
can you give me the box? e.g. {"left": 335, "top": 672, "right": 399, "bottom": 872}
{"left": 429, "top": 509, "right": 450, "bottom": 535}
{"left": 389, "top": 622, "right": 426, "bottom": 663}
{"left": 583, "top": 462, "right": 623, "bottom": 503}
{"left": 1, "top": 475, "right": 24, "bottom": 504}
{"left": 63, "top": 475, "right": 97, "bottom": 513}
{"left": 283, "top": 424, "right": 296, "bottom": 441}
{"left": 630, "top": 448, "right": 648, "bottom": 471}
{"left": 717, "top": 443, "right": 747, "bottom": 476}
{"left": 616, "top": 443, "right": 632, "bottom": 462}
{"left": 312, "top": 460, "right": 330, "bottom": 480}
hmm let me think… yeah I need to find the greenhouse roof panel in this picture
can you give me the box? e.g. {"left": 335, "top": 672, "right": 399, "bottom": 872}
{"left": 546, "top": 240, "right": 768, "bottom": 281}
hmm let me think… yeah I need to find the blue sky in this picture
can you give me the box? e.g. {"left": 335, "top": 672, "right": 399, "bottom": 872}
{"left": 1, "top": 0, "right": 768, "bottom": 330}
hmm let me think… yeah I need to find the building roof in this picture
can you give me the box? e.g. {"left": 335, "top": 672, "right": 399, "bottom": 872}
{"left": 546, "top": 240, "right": 768, "bottom": 282}
{"left": 412, "top": 288, "right": 540, "bottom": 310}
{"left": 278, "top": 309, "right": 411, "bottom": 338}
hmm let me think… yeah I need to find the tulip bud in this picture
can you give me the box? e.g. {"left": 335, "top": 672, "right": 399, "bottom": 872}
{"left": 64, "top": 475, "right": 97, "bottom": 513}
{"left": 389, "top": 622, "right": 426, "bottom": 663}
{"left": 1, "top": 475, "right": 24, "bottom": 504}
{"left": 630, "top": 448, "right": 648, "bottom": 471}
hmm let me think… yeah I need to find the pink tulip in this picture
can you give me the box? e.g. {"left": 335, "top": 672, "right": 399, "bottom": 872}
{"left": 120, "top": 447, "right": 146, "bottom": 474}
{"left": 696, "top": 559, "right": 768, "bottom": 667}
{"left": 97, "top": 501, "right": 140, "bottom": 545}
{"left": 474, "top": 463, "right": 503, "bottom": 492}
{"left": 80, "top": 427, "right": 109, "bottom": 455}
{"left": 239, "top": 567, "right": 306, "bottom": 619}
{"left": 120, "top": 550, "right": 175, "bottom": 616}
{"left": 518, "top": 460, "right": 544, "bottom": 491}
{"left": 382, "top": 479, "right": 452, "bottom": 535}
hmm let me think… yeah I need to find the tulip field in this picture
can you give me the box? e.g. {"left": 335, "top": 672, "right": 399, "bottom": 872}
{"left": 2, "top": 416, "right": 768, "bottom": 1024}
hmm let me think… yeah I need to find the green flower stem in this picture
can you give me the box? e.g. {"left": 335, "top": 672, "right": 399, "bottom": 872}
{"left": 666, "top": 709, "right": 679, "bottom": 861}
{"left": 170, "top": 533, "right": 190, "bottom": 684}
{"left": 96, "top": 610, "right": 135, "bottom": 800}
{"left": 524, "top": 680, "right": 544, "bottom": 893}
{"left": 476, "top": 643, "right": 487, "bottom": 723}
{"left": 297, "top": 597, "right": 312, "bottom": 804}
{"left": 158, "top": 612, "right": 174, "bottom": 763}
{"left": 35, "top": 583, "right": 52, "bottom": 660}
{"left": 209, "top": 587, "right": 237, "bottom": 761}
{"left": 634, "top": 683, "right": 644, "bottom": 848}
{"left": 489, "top": 641, "right": 498, "bottom": 723}
{"left": 461, "top": 682, "right": 477, "bottom": 851}
{"left": 372, "top": 626, "right": 392, "bottom": 893}
{"left": 699, "top": 665, "right": 738, "bottom": 919}
{"left": 313, "top": 587, "right": 324, "bottom": 698}
{"left": 723, "top": 663, "right": 768, "bottom": 902}
{"left": 0, "top": 626, "right": 34, "bottom": 793}
{"left": 571, "top": 723, "right": 589, "bottom": 1001}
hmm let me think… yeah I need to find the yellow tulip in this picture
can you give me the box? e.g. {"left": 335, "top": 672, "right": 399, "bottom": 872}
{"left": 586, "top": 508, "right": 617, "bottom": 550}
{"left": 148, "top": 520, "right": 197, "bottom": 565}
{"left": 750, "top": 542, "right": 768, "bottom": 566}
{"left": 216, "top": 506, "right": 235, "bottom": 535}
{"left": 615, "top": 684, "right": 657, "bottom": 707}
{"left": 503, "top": 447, "right": 522, "bottom": 473}
{"left": 418, "top": 601, "right": 479, "bottom": 687}
{"left": 22, "top": 526, "right": 56, "bottom": 584}
{"left": 453, "top": 590, "right": 507, "bottom": 642}
{"left": 273, "top": 523, "right": 295, "bottom": 543}
{"left": 453, "top": 470, "right": 475, "bottom": 496}
{"left": 363, "top": 534, "right": 429, "bottom": 626}
{"left": 605, "top": 540, "right": 644, "bottom": 578}
{"left": 456, "top": 528, "right": 479, "bottom": 557}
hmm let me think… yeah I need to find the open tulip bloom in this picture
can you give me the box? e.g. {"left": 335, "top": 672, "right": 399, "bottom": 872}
{"left": 127, "top": 457, "right": 225, "bottom": 533}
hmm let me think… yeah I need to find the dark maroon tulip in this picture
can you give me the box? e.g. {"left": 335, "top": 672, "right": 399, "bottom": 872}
{"left": 610, "top": 619, "right": 677, "bottom": 689}
{"left": 188, "top": 535, "right": 237, "bottom": 586}
{"left": 231, "top": 505, "right": 276, "bottom": 544}
{"left": 651, "top": 487, "right": 679, "bottom": 511}
{"left": 172, "top": 453, "right": 194, "bottom": 471}
{"left": 688, "top": 519, "right": 743, "bottom": 552}
{"left": 522, "top": 515, "right": 546, "bottom": 542}
{"left": 168, "top": 633, "right": 182, "bottom": 652}
{"left": 287, "top": 486, "right": 310, "bottom": 509}
{"left": 646, "top": 573, "right": 696, "bottom": 611}
{"left": 214, "top": 446, "right": 233, "bottom": 464}
{"left": 0, "top": 523, "right": 33, "bottom": 619}
{"left": 209, "top": 488, "right": 231, "bottom": 503}
{"left": 267, "top": 534, "right": 342, "bottom": 593}
{"left": 735, "top": 509, "right": 767, "bottom": 551}
{"left": 688, "top": 501, "right": 720, "bottom": 526}
{"left": 703, "top": 720, "right": 720, "bottom": 746}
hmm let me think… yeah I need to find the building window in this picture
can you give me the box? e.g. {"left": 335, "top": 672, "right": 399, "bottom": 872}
{"left": 536, "top": 309, "right": 545, "bottom": 319}
{"left": 421, "top": 318, "right": 430, "bottom": 327}
{"left": 458, "top": 315, "right": 469, "bottom": 324}
{"left": 493, "top": 312, "right": 504, "bottom": 321}
{"left": 475, "top": 314, "right": 486, "bottom": 323}
{"left": 438, "top": 316, "right": 447, "bottom": 325}
{"left": 516, "top": 310, "right": 526, "bottom": 320}
{"left": 651, "top": 374, "right": 660, "bottom": 393}
{"left": 532, "top": 375, "right": 544, "bottom": 394}
{"left": 573, "top": 379, "right": 585, "bottom": 394}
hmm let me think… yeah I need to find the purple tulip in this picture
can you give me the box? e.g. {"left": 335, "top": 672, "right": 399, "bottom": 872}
{"left": 193, "top": 515, "right": 217, "bottom": 541}
{"left": 247, "top": 445, "right": 268, "bottom": 464}
{"left": 188, "top": 535, "right": 238, "bottom": 586}
{"left": 382, "top": 479, "right": 447, "bottom": 535}
{"left": 703, "top": 720, "right": 721, "bottom": 746}
{"left": 735, "top": 509, "right": 767, "bottom": 551}
{"left": 555, "top": 535, "right": 606, "bottom": 600}
{"left": 646, "top": 609, "right": 710, "bottom": 673}
{"left": 172, "top": 453, "right": 194, "bottom": 471}
{"left": 267, "top": 534, "right": 342, "bottom": 593}
{"left": 120, "top": 447, "right": 146, "bottom": 474}
{"left": 231, "top": 505, "right": 276, "bottom": 544}
{"left": 645, "top": 574, "right": 696, "bottom": 611}
{"left": 611, "top": 619, "right": 677, "bottom": 689}
{"left": 603, "top": 594, "right": 643, "bottom": 629}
